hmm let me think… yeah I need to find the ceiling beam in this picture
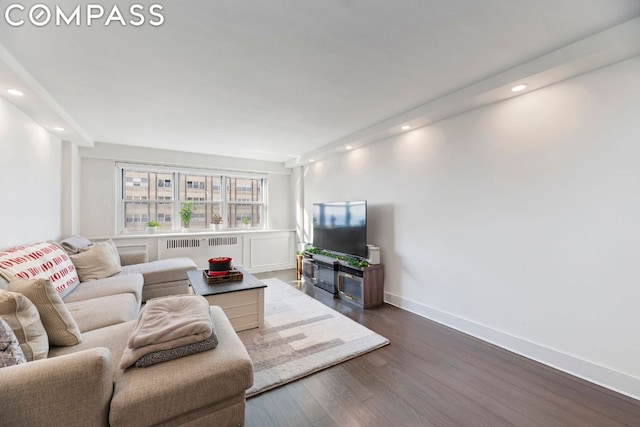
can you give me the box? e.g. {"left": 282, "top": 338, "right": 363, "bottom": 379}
{"left": 286, "top": 17, "right": 640, "bottom": 168}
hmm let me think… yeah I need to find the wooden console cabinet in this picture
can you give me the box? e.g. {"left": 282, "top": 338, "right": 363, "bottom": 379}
{"left": 337, "top": 263, "right": 384, "bottom": 308}
{"left": 302, "top": 253, "right": 384, "bottom": 308}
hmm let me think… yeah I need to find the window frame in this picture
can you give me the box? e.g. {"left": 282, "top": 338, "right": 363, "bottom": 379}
{"left": 117, "top": 163, "right": 267, "bottom": 234}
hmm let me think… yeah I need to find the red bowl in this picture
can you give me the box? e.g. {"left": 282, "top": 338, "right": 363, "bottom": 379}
{"left": 208, "top": 257, "right": 232, "bottom": 271}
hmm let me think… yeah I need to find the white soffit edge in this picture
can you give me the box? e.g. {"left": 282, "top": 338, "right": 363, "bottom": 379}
{"left": 285, "top": 17, "right": 640, "bottom": 167}
{"left": 0, "top": 43, "right": 93, "bottom": 147}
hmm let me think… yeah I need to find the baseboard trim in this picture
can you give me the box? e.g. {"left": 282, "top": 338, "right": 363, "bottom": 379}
{"left": 246, "top": 262, "right": 296, "bottom": 274}
{"left": 384, "top": 292, "right": 640, "bottom": 401}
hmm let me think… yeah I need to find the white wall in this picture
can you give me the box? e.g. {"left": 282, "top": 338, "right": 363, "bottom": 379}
{"left": 267, "top": 172, "right": 294, "bottom": 230}
{"left": 303, "top": 56, "right": 640, "bottom": 397}
{"left": 0, "top": 98, "right": 62, "bottom": 247}
{"left": 60, "top": 141, "right": 82, "bottom": 236}
{"left": 79, "top": 142, "right": 293, "bottom": 237}
{"left": 291, "top": 166, "right": 306, "bottom": 250}
{"left": 79, "top": 157, "right": 118, "bottom": 237}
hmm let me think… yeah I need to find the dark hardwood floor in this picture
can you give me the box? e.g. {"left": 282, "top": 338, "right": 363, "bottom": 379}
{"left": 249, "top": 269, "right": 640, "bottom": 427}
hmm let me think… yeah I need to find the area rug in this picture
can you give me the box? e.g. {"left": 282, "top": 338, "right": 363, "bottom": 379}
{"left": 238, "top": 278, "right": 389, "bottom": 398}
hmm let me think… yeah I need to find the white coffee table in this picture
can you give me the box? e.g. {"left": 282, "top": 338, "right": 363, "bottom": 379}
{"left": 187, "top": 266, "right": 266, "bottom": 332}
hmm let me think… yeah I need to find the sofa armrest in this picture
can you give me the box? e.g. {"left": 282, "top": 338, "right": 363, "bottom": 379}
{"left": 0, "top": 348, "right": 113, "bottom": 427}
{"left": 119, "top": 249, "right": 149, "bottom": 266}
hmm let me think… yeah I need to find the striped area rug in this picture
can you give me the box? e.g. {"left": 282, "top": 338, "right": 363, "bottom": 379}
{"left": 238, "top": 278, "right": 389, "bottom": 398}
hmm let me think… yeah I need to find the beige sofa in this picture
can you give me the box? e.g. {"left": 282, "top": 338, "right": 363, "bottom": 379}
{"left": 61, "top": 236, "right": 198, "bottom": 302}
{"left": 0, "top": 239, "right": 254, "bottom": 426}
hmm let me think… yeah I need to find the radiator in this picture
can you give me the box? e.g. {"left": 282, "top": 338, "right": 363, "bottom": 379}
{"left": 158, "top": 236, "right": 243, "bottom": 269}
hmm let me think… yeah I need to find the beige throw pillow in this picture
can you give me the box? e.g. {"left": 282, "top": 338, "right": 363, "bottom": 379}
{"left": 70, "top": 240, "right": 122, "bottom": 282}
{"left": 0, "top": 290, "right": 48, "bottom": 360}
{"left": 9, "top": 277, "right": 82, "bottom": 346}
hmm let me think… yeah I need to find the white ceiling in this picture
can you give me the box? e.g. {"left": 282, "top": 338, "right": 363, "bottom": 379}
{"left": 1, "top": 1, "right": 639, "bottom": 164}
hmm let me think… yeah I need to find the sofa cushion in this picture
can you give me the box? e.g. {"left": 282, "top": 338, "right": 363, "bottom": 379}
{"left": 67, "top": 294, "right": 139, "bottom": 333}
{"left": 62, "top": 273, "right": 143, "bottom": 305}
{"left": 49, "top": 320, "right": 132, "bottom": 357}
{"left": 120, "top": 257, "right": 197, "bottom": 285}
{"left": 0, "top": 317, "right": 27, "bottom": 367}
{"left": 0, "top": 242, "right": 80, "bottom": 297}
{"left": 70, "top": 241, "right": 122, "bottom": 282}
{"left": 0, "top": 274, "right": 8, "bottom": 291}
{"left": 9, "top": 277, "right": 82, "bottom": 346}
{"left": 0, "top": 290, "right": 48, "bottom": 361}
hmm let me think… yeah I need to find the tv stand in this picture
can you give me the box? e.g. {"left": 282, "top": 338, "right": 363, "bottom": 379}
{"left": 302, "top": 253, "right": 384, "bottom": 308}
{"left": 312, "top": 257, "right": 339, "bottom": 294}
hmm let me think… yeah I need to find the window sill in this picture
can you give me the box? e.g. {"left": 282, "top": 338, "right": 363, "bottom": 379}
{"left": 107, "top": 228, "right": 295, "bottom": 240}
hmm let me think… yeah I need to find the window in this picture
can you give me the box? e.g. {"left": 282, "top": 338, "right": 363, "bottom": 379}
{"left": 118, "top": 165, "right": 266, "bottom": 233}
{"left": 186, "top": 180, "right": 205, "bottom": 190}
{"left": 121, "top": 170, "right": 174, "bottom": 232}
{"left": 227, "top": 177, "right": 264, "bottom": 228}
{"left": 157, "top": 213, "right": 171, "bottom": 222}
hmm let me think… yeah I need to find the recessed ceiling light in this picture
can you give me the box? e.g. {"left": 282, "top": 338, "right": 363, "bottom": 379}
{"left": 309, "top": 159, "right": 315, "bottom": 163}
{"left": 401, "top": 125, "right": 411, "bottom": 131}
{"left": 345, "top": 146, "right": 353, "bottom": 150}
{"left": 53, "top": 127, "right": 65, "bottom": 132}
{"left": 511, "top": 84, "right": 528, "bottom": 93}
{"left": 7, "top": 89, "right": 24, "bottom": 97}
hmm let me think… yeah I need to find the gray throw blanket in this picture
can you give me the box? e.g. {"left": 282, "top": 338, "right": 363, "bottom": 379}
{"left": 135, "top": 326, "right": 218, "bottom": 367}
{"left": 120, "top": 295, "right": 214, "bottom": 369}
{"left": 59, "top": 235, "right": 93, "bottom": 254}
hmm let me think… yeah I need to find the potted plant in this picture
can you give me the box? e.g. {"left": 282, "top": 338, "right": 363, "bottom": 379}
{"left": 179, "top": 202, "right": 195, "bottom": 231}
{"left": 241, "top": 217, "right": 250, "bottom": 228}
{"left": 210, "top": 213, "right": 223, "bottom": 230}
{"left": 145, "top": 220, "right": 161, "bottom": 233}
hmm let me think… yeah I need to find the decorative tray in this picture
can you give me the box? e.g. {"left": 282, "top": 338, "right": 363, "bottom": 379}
{"left": 202, "top": 267, "right": 243, "bottom": 284}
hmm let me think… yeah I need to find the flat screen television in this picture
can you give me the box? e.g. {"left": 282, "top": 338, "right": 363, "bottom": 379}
{"left": 312, "top": 200, "right": 367, "bottom": 258}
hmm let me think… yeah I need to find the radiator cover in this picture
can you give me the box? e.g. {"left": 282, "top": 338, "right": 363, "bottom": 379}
{"left": 158, "top": 236, "right": 242, "bottom": 269}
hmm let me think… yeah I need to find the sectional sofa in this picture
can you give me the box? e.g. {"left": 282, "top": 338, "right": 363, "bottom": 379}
{"left": 0, "top": 237, "right": 254, "bottom": 426}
